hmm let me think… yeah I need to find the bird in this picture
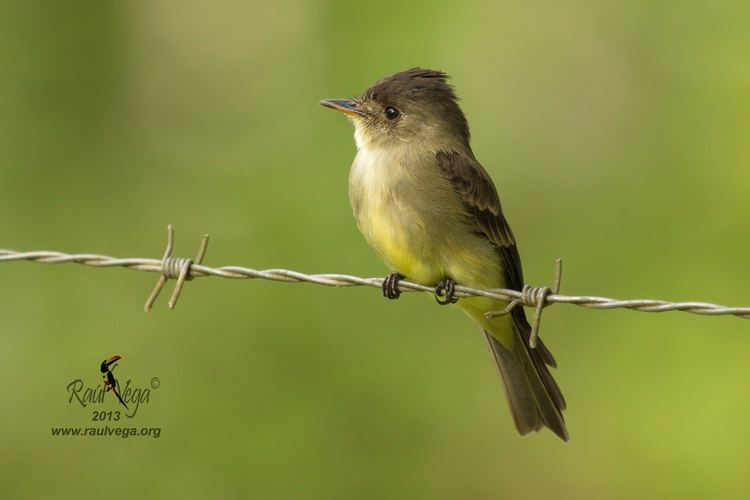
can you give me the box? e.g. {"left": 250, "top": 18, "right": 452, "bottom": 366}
{"left": 101, "top": 355, "right": 129, "bottom": 410}
{"left": 320, "top": 68, "right": 567, "bottom": 441}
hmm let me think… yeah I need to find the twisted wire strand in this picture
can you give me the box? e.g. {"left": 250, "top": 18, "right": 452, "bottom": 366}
{"left": 1, "top": 248, "right": 748, "bottom": 320}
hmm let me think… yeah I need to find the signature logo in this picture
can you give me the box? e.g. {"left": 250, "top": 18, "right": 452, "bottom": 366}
{"left": 66, "top": 355, "right": 159, "bottom": 418}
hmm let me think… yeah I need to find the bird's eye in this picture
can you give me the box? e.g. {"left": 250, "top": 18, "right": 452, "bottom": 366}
{"left": 384, "top": 106, "right": 400, "bottom": 120}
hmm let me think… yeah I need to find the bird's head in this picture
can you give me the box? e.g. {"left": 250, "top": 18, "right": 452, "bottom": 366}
{"left": 100, "top": 355, "right": 121, "bottom": 373}
{"left": 320, "top": 68, "right": 470, "bottom": 151}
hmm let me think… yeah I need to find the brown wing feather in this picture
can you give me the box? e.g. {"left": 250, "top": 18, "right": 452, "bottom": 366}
{"left": 436, "top": 150, "right": 560, "bottom": 367}
{"left": 435, "top": 150, "right": 516, "bottom": 248}
{"left": 435, "top": 150, "right": 526, "bottom": 300}
{"left": 436, "top": 150, "right": 556, "bottom": 362}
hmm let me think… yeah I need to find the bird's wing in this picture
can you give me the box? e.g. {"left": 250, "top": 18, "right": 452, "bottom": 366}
{"left": 435, "top": 150, "right": 523, "bottom": 288}
{"left": 435, "top": 149, "right": 557, "bottom": 368}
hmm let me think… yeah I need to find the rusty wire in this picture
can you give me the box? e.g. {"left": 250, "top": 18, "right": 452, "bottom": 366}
{"left": 1, "top": 225, "right": 747, "bottom": 348}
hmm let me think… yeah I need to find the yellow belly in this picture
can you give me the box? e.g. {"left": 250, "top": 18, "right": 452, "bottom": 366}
{"left": 361, "top": 199, "right": 505, "bottom": 290}
{"left": 364, "top": 202, "right": 443, "bottom": 284}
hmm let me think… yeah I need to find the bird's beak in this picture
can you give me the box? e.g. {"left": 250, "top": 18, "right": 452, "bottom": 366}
{"left": 319, "top": 99, "right": 367, "bottom": 117}
{"left": 105, "top": 355, "right": 121, "bottom": 366}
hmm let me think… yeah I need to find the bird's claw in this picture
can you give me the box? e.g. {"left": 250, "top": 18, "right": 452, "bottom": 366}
{"left": 435, "top": 277, "right": 459, "bottom": 305}
{"left": 382, "top": 272, "right": 405, "bottom": 300}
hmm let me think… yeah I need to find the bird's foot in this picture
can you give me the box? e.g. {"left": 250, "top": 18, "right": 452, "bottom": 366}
{"left": 382, "top": 272, "right": 405, "bottom": 300}
{"left": 435, "top": 277, "right": 459, "bottom": 305}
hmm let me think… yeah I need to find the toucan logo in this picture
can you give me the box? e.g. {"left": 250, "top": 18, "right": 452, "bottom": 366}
{"left": 101, "top": 355, "right": 128, "bottom": 410}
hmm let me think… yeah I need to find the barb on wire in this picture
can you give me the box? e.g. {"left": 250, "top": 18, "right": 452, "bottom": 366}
{"left": 144, "top": 224, "right": 209, "bottom": 312}
{"left": 484, "top": 258, "right": 564, "bottom": 348}
{"left": 1, "top": 225, "right": 748, "bottom": 348}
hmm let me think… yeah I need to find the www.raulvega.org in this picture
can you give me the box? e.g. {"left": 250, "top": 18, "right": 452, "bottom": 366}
{"left": 51, "top": 425, "right": 161, "bottom": 438}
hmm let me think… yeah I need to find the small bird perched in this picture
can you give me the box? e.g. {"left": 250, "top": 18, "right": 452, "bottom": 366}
{"left": 320, "top": 68, "right": 567, "bottom": 441}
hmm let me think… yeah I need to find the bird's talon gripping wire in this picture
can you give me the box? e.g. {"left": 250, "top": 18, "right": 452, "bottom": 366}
{"left": 435, "top": 277, "right": 459, "bottom": 305}
{"left": 382, "top": 272, "right": 405, "bottom": 300}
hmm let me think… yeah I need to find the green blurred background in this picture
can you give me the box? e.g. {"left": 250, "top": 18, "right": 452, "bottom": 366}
{"left": 1, "top": 1, "right": 749, "bottom": 498}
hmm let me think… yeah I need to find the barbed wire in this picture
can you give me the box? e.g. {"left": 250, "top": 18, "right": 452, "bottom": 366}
{"left": 1, "top": 225, "right": 747, "bottom": 348}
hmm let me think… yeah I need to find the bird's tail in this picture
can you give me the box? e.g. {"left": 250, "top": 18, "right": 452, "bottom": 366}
{"left": 112, "top": 385, "right": 129, "bottom": 410}
{"left": 483, "top": 325, "right": 568, "bottom": 441}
